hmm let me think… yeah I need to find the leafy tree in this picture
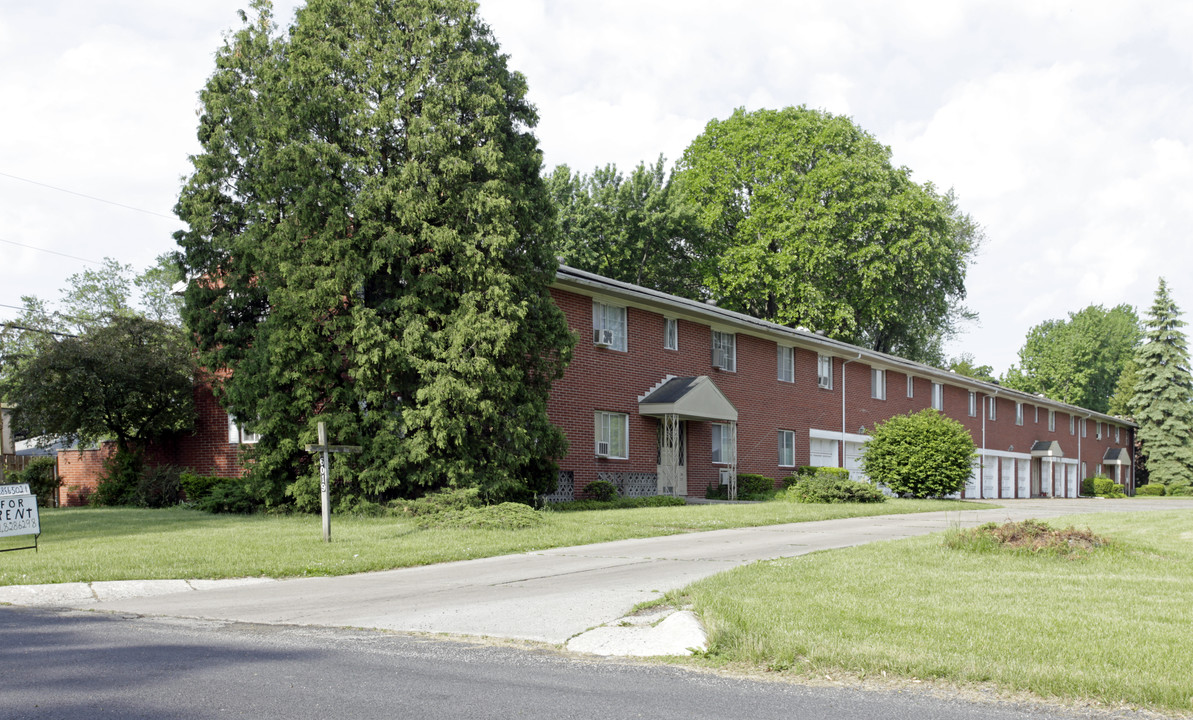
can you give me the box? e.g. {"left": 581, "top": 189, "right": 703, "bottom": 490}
{"left": 947, "top": 353, "right": 995, "bottom": 383}
{"left": 546, "top": 157, "right": 707, "bottom": 298}
{"left": 1107, "top": 357, "right": 1138, "bottom": 418}
{"left": 1003, "top": 304, "right": 1140, "bottom": 413}
{"left": 2, "top": 314, "right": 194, "bottom": 460}
{"left": 862, "top": 409, "right": 976, "bottom": 498}
{"left": 174, "top": 0, "right": 574, "bottom": 509}
{"left": 676, "top": 106, "right": 980, "bottom": 364}
{"left": 134, "top": 254, "right": 185, "bottom": 325}
{"left": 1130, "top": 279, "right": 1193, "bottom": 487}
{"left": 59, "top": 258, "right": 136, "bottom": 327}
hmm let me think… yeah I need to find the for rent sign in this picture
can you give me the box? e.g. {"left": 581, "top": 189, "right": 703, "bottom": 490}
{"left": 0, "top": 491, "right": 40, "bottom": 538}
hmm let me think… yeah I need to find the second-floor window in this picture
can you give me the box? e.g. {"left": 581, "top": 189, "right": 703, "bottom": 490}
{"left": 818, "top": 355, "right": 833, "bottom": 389}
{"left": 712, "top": 330, "right": 736, "bottom": 371}
{"left": 777, "top": 345, "right": 794, "bottom": 383}
{"left": 932, "top": 383, "right": 943, "bottom": 411}
{"left": 968, "top": 391, "right": 976, "bottom": 417}
{"left": 592, "top": 301, "right": 627, "bottom": 351}
{"left": 1048, "top": 410, "right": 1056, "bottom": 432}
{"left": 1016, "top": 403, "right": 1024, "bottom": 425}
{"left": 663, "top": 318, "right": 678, "bottom": 350}
{"left": 987, "top": 397, "right": 997, "bottom": 421}
{"left": 907, "top": 375, "right": 914, "bottom": 398}
{"left": 871, "top": 368, "right": 886, "bottom": 400}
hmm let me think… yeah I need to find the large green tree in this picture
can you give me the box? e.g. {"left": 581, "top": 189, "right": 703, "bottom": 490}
{"left": 1129, "top": 279, "right": 1193, "bottom": 487}
{"left": 1003, "top": 304, "right": 1140, "bottom": 413}
{"left": 174, "top": 0, "right": 573, "bottom": 508}
{"left": 546, "top": 157, "right": 707, "bottom": 298}
{"left": 676, "top": 106, "right": 980, "bottom": 364}
{"left": 2, "top": 314, "right": 194, "bottom": 458}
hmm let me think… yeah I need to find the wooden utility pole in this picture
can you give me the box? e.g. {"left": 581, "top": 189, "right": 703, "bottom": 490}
{"left": 304, "top": 421, "right": 361, "bottom": 542}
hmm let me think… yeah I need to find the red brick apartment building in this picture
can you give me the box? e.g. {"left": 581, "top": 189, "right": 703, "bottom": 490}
{"left": 57, "top": 265, "right": 1136, "bottom": 504}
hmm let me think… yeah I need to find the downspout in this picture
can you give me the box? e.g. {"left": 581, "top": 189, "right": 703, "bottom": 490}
{"left": 1080, "top": 412, "right": 1091, "bottom": 496}
{"left": 841, "top": 353, "right": 862, "bottom": 468}
{"left": 982, "top": 389, "right": 998, "bottom": 499}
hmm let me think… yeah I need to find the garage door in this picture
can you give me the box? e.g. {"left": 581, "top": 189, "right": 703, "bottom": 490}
{"left": 1000, "top": 459, "right": 1014, "bottom": 498}
{"left": 982, "top": 456, "right": 998, "bottom": 498}
{"left": 1017, "top": 459, "right": 1029, "bottom": 498}
{"left": 809, "top": 438, "right": 838, "bottom": 468}
{"left": 843, "top": 441, "right": 868, "bottom": 483}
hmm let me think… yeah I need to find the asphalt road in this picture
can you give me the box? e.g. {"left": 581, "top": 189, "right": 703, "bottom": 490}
{"left": 0, "top": 607, "right": 1153, "bottom": 720}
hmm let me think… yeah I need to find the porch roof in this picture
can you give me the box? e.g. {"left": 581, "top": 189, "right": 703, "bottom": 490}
{"left": 1103, "top": 447, "right": 1131, "bottom": 465}
{"left": 638, "top": 376, "right": 738, "bottom": 422}
{"left": 1030, "top": 440, "right": 1064, "bottom": 457}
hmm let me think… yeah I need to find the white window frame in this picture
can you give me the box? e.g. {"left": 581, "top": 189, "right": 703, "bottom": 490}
{"left": 1082, "top": 419, "right": 1087, "bottom": 438}
{"left": 712, "top": 330, "right": 736, "bottom": 372}
{"left": 778, "top": 430, "right": 795, "bottom": 467}
{"left": 663, "top": 317, "right": 678, "bottom": 351}
{"left": 1070, "top": 415, "right": 1076, "bottom": 435}
{"left": 1015, "top": 402, "right": 1024, "bottom": 426}
{"left": 871, "top": 368, "right": 886, "bottom": 400}
{"left": 777, "top": 345, "right": 794, "bottom": 383}
{"left": 711, "top": 423, "right": 733, "bottom": 464}
{"left": 967, "top": 391, "right": 976, "bottom": 417}
{"left": 1048, "top": 410, "right": 1055, "bottom": 432}
{"left": 594, "top": 411, "right": 629, "bottom": 459}
{"left": 907, "top": 375, "right": 914, "bottom": 398}
{"left": 1096, "top": 422, "right": 1102, "bottom": 440}
{"left": 817, "top": 354, "right": 833, "bottom": 389}
{"left": 987, "top": 396, "right": 997, "bottom": 421}
{"left": 592, "top": 300, "right": 627, "bottom": 351}
{"left": 228, "top": 414, "right": 260, "bottom": 445}
{"left": 931, "top": 382, "right": 943, "bottom": 411}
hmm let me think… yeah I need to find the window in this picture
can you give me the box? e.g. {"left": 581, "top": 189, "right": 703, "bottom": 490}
{"left": 1096, "top": 463, "right": 1103, "bottom": 477}
{"left": 594, "top": 412, "right": 628, "bottom": 458}
{"left": 1115, "top": 426, "right": 1120, "bottom": 443}
{"left": 1034, "top": 406, "right": 1039, "bottom": 424}
{"left": 987, "top": 397, "right": 997, "bottom": 421}
{"left": 227, "top": 415, "right": 260, "bottom": 444}
{"left": 871, "top": 368, "right": 886, "bottom": 400}
{"left": 663, "top": 318, "right": 678, "bottom": 350}
{"left": 592, "top": 301, "right": 627, "bottom": 351}
{"left": 1048, "top": 410, "right": 1055, "bottom": 432}
{"left": 932, "top": 383, "right": 943, "bottom": 411}
{"left": 907, "top": 375, "right": 914, "bottom": 398}
{"left": 1070, "top": 415, "right": 1076, "bottom": 435}
{"left": 778, "top": 430, "right": 795, "bottom": 467}
{"left": 1096, "top": 422, "right": 1103, "bottom": 440}
{"left": 1082, "top": 419, "right": 1087, "bottom": 438}
{"left": 968, "top": 391, "right": 976, "bottom": 417}
{"left": 817, "top": 354, "right": 833, "bottom": 389}
{"left": 777, "top": 345, "right": 794, "bottom": 383}
{"left": 711, "top": 423, "right": 733, "bottom": 464}
{"left": 712, "top": 330, "right": 736, "bottom": 371}
{"left": 1016, "top": 402, "right": 1024, "bottom": 426}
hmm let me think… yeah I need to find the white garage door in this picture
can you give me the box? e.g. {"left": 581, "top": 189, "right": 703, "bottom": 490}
{"left": 843, "top": 441, "right": 868, "bottom": 483}
{"left": 982, "top": 456, "right": 998, "bottom": 498}
{"left": 809, "top": 438, "right": 838, "bottom": 468}
{"left": 1000, "top": 459, "right": 1014, "bottom": 498}
{"left": 1017, "top": 459, "right": 1029, "bottom": 498}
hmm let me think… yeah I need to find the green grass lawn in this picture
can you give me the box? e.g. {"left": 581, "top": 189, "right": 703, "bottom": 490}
{"left": 0, "top": 498, "right": 971, "bottom": 586}
{"left": 677, "top": 509, "right": 1193, "bottom": 713}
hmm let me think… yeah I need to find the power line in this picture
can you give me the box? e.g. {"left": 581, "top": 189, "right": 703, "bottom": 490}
{"left": 0, "top": 170, "right": 176, "bottom": 220}
{"left": 0, "top": 322, "right": 77, "bottom": 338}
{"left": 0, "top": 237, "right": 104, "bottom": 265}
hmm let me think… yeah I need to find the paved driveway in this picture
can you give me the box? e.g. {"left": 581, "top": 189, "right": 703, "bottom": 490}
{"left": 5, "top": 498, "right": 1189, "bottom": 645}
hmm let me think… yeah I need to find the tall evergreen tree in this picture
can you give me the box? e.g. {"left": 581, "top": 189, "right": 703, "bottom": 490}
{"left": 1130, "top": 278, "right": 1193, "bottom": 487}
{"left": 174, "top": 0, "right": 574, "bottom": 507}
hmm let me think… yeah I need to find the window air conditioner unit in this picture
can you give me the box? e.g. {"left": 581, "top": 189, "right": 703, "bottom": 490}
{"left": 593, "top": 328, "right": 614, "bottom": 347}
{"left": 595, "top": 441, "right": 610, "bottom": 457}
{"left": 712, "top": 348, "right": 727, "bottom": 369}
{"left": 719, "top": 468, "right": 733, "bottom": 486}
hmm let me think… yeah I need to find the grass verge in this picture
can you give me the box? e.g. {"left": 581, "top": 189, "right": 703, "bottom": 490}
{"left": 675, "top": 510, "right": 1193, "bottom": 713}
{"left": 0, "top": 498, "right": 971, "bottom": 586}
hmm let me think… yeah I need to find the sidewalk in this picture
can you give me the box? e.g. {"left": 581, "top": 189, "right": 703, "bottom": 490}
{"left": 2, "top": 498, "right": 1187, "bottom": 655}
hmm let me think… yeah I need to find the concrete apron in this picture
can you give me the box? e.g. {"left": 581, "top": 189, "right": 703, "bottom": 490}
{"left": 2, "top": 498, "right": 1187, "bottom": 657}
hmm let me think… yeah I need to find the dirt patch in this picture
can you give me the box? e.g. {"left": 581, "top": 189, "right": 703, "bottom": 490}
{"left": 947, "top": 519, "right": 1112, "bottom": 559}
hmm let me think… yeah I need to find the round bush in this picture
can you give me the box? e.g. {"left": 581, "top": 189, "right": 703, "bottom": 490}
{"left": 1136, "top": 483, "right": 1166, "bottom": 496}
{"left": 861, "top": 409, "right": 975, "bottom": 498}
{"left": 784, "top": 476, "right": 886, "bottom": 503}
{"left": 585, "top": 479, "right": 619, "bottom": 501}
{"left": 1167, "top": 484, "right": 1193, "bottom": 496}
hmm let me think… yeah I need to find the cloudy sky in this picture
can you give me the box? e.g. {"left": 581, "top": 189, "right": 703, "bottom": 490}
{"left": 2, "top": 0, "right": 1190, "bottom": 375}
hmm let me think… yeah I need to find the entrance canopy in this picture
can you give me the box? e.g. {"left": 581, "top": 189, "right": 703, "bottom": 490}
{"left": 1030, "top": 440, "right": 1064, "bottom": 458}
{"left": 1103, "top": 447, "right": 1131, "bottom": 465}
{"left": 638, "top": 376, "right": 738, "bottom": 422}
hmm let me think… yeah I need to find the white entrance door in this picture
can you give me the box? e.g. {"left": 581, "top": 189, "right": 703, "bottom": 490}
{"left": 656, "top": 416, "right": 687, "bottom": 496}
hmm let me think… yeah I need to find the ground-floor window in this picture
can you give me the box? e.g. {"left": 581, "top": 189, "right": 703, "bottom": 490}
{"left": 594, "top": 411, "right": 628, "bottom": 458}
{"left": 778, "top": 430, "right": 795, "bottom": 467}
{"left": 711, "top": 423, "right": 733, "bottom": 463}
{"left": 228, "top": 414, "right": 260, "bottom": 444}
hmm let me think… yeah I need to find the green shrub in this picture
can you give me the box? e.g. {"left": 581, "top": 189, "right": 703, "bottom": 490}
{"left": 15, "top": 457, "right": 60, "bottom": 506}
{"left": 795, "top": 466, "right": 850, "bottom": 479}
{"left": 397, "top": 486, "right": 482, "bottom": 516}
{"left": 585, "top": 479, "right": 619, "bottom": 501}
{"left": 179, "top": 471, "right": 225, "bottom": 502}
{"left": 1168, "top": 484, "right": 1193, "bottom": 496}
{"left": 90, "top": 452, "right": 143, "bottom": 506}
{"left": 705, "top": 483, "right": 728, "bottom": 500}
{"left": 416, "top": 502, "right": 543, "bottom": 530}
{"left": 546, "top": 495, "right": 685, "bottom": 512}
{"left": 137, "top": 465, "right": 183, "bottom": 508}
{"left": 1080, "top": 477, "right": 1096, "bottom": 496}
{"left": 1092, "top": 477, "right": 1116, "bottom": 496}
{"left": 1136, "top": 483, "right": 1166, "bottom": 496}
{"left": 196, "top": 478, "right": 259, "bottom": 514}
{"left": 737, "top": 473, "right": 776, "bottom": 497}
{"left": 861, "top": 409, "right": 976, "bottom": 498}
{"left": 783, "top": 475, "right": 886, "bottom": 504}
